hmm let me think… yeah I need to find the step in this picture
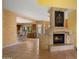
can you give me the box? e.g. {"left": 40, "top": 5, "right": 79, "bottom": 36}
{"left": 49, "top": 44, "right": 74, "bottom": 52}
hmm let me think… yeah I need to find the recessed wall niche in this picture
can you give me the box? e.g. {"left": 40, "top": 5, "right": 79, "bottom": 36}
{"left": 55, "top": 11, "right": 64, "bottom": 27}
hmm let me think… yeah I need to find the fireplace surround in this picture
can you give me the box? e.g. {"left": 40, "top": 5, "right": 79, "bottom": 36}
{"left": 48, "top": 7, "right": 72, "bottom": 45}
{"left": 40, "top": 7, "right": 74, "bottom": 50}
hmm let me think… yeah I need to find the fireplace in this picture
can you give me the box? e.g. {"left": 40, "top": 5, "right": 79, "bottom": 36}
{"left": 53, "top": 34, "right": 65, "bottom": 44}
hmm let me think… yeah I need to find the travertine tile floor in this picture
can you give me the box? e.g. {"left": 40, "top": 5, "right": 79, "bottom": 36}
{"left": 3, "top": 38, "right": 77, "bottom": 59}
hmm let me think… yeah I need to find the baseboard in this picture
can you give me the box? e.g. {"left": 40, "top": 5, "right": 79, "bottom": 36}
{"left": 3, "top": 42, "right": 20, "bottom": 49}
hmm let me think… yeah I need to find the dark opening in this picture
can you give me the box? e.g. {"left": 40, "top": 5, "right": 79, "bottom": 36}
{"left": 55, "top": 11, "right": 64, "bottom": 27}
{"left": 53, "top": 34, "right": 64, "bottom": 44}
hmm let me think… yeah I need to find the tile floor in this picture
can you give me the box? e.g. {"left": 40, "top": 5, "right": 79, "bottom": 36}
{"left": 3, "top": 38, "right": 77, "bottom": 59}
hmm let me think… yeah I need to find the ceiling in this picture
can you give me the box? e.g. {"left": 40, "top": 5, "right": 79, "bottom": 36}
{"left": 3, "top": 0, "right": 76, "bottom": 22}
{"left": 3, "top": 0, "right": 50, "bottom": 21}
{"left": 16, "top": 17, "right": 34, "bottom": 23}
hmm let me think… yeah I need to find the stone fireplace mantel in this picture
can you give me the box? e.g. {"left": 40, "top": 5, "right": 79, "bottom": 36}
{"left": 48, "top": 7, "right": 73, "bottom": 46}
{"left": 39, "top": 7, "right": 74, "bottom": 50}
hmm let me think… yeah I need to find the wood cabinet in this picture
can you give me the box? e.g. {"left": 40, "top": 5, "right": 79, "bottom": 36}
{"left": 27, "top": 24, "right": 37, "bottom": 38}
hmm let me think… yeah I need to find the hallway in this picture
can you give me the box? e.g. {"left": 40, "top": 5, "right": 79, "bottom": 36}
{"left": 3, "top": 38, "right": 76, "bottom": 59}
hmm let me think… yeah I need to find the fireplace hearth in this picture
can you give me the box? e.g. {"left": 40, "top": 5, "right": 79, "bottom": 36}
{"left": 53, "top": 34, "right": 65, "bottom": 44}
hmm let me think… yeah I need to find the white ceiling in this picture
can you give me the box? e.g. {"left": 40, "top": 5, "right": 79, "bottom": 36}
{"left": 3, "top": 0, "right": 50, "bottom": 21}
{"left": 16, "top": 17, "right": 34, "bottom": 23}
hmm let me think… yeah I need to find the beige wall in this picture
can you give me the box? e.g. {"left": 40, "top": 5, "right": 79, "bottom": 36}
{"left": 68, "top": 10, "right": 77, "bottom": 46}
{"left": 38, "top": 0, "right": 76, "bottom": 9}
{"left": 3, "top": 9, "right": 17, "bottom": 47}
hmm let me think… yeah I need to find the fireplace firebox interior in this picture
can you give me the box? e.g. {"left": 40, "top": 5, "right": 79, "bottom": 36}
{"left": 53, "top": 34, "right": 65, "bottom": 44}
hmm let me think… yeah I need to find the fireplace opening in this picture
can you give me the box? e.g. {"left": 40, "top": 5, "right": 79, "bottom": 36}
{"left": 53, "top": 34, "right": 65, "bottom": 44}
